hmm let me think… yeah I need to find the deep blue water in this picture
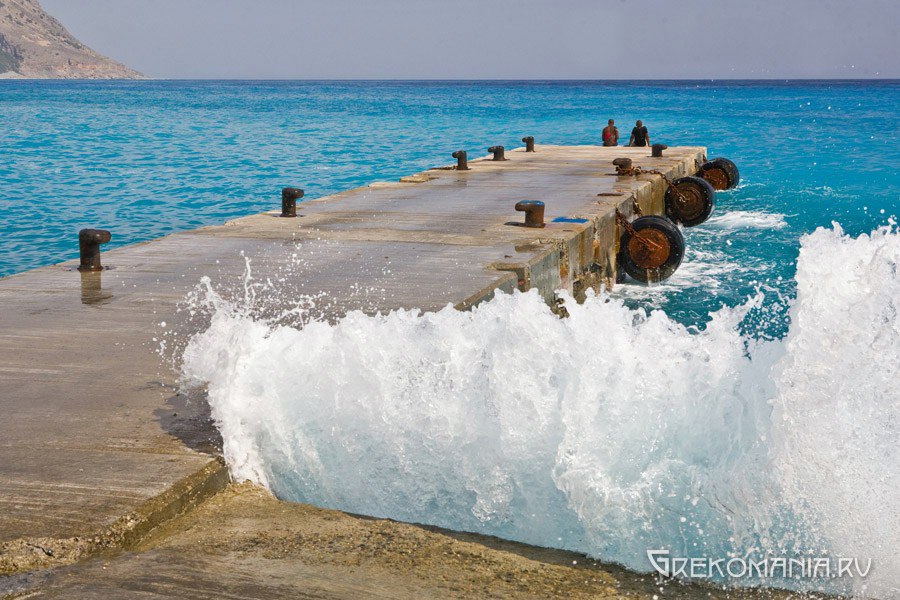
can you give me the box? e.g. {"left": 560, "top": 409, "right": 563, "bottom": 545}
{"left": 2, "top": 80, "right": 898, "bottom": 333}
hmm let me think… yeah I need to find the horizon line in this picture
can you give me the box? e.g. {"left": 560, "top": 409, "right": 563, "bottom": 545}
{"left": 4, "top": 77, "right": 898, "bottom": 83}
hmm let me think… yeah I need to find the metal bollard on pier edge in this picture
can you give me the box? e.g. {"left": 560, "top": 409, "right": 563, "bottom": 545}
{"left": 612, "top": 157, "right": 633, "bottom": 173}
{"left": 78, "top": 229, "right": 112, "bottom": 271}
{"left": 452, "top": 150, "right": 469, "bottom": 171}
{"left": 522, "top": 136, "right": 535, "bottom": 152}
{"left": 652, "top": 144, "right": 668, "bottom": 158}
{"left": 281, "top": 187, "right": 305, "bottom": 217}
{"left": 515, "top": 200, "right": 545, "bottom": 228}
{"left": 488, "top": 146, "right": 507, "bottom": 161}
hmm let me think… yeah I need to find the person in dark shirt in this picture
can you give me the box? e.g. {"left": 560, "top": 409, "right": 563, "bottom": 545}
{"left": 629, "top": 120, "right": 650, "bottom": 147}
{"left": 602, "top": 119, "right": 619, "bottom": 146}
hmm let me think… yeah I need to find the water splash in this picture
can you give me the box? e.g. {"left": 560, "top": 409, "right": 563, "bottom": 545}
{"left": 704, "top": 210, "right": 789, "bottom": 230}
{"left": 179, "top": 223, "right": 900, "bottom": 598}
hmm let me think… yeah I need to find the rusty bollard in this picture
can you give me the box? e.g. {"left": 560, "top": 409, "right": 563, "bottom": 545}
{"left": 522, "top": 136, "right": 535, "bottom": 152}
{"left": 281, "top": 187, "right": 305, "bottom": 218}
{"left": 452, "top": 150, "right": 469, "bottom": 171}
{"left": 515, "top": 200, "right": 545, "bottom": 228}
{"left": 652, "top": 144, "right": 668, "bottom": 158}
{"left": 78, "top": 229, "right": 111, "bottom": 271}
{"left": 488, "top": 146, "right": 506, "bottom": 161}
{"left": 612, "top": 157, "right": 633, "bottom": 174}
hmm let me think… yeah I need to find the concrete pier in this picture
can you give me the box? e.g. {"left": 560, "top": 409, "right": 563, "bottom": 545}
{"left": 0, "top": 145, "right": 706, "bottom": 589}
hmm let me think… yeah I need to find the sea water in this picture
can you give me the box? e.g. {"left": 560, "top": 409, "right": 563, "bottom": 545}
{"left": 3, "top": 81, "right": 899, "bottom": 595}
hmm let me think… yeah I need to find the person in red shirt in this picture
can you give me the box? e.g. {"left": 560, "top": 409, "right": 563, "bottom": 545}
{"left": 602, "top": 119, "right": 619, "bottom": 146}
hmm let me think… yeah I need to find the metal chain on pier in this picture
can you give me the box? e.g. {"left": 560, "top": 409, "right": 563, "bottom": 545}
{"left": 616, "top": 165, "right": 687, "bottom": 205}
{"left": 631, "top": 198, "right": 644, "bottom": 217}
{"left": 615, "top": 208, "right": 635, "bottom": 235}
{"left": 611, "top": 161, "right": 682, "bottom": 253}
{"left": 615, "top": 208, "right": 662, "bottom": 251}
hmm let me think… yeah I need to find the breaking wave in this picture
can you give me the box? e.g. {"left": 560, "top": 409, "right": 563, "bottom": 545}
{"left": 704, "top": 210, "right": 789, "bottom": 230}
{"left": 179, "top": 223, "right": 900, "bottom": 598}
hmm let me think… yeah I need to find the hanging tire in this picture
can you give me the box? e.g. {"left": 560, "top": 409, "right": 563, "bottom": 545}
{"left": 698, "top": 157, "right": 740, "bottom": 190}
{"left": 619, "top": 215, "right": 685, "bottom": 283}
{"left": 665, "top": 176, "right": 716, "bottom": 227}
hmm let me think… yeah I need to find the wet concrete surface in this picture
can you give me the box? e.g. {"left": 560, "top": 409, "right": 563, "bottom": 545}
{"left": 1, "top": 484, "right": 827, "bottom": 600}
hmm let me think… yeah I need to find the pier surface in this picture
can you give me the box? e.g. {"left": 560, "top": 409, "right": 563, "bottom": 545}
{"left": 5, "top": 483, "right": 814, "bottom": 600}
{"left": 0, "top": 146, "right": 706, "bottom": 590}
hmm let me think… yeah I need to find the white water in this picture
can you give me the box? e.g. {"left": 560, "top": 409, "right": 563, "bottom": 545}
{"left": 180, "top": 224, "right": 900, "bottom": 598}
{"left": 610, "top": 209, "right": 787, "bottom": 306}
{"left": 704, "top": 210, "right": 789, "bottom": 230}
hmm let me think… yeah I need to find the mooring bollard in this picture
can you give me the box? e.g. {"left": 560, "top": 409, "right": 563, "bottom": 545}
{"left": 78, "top": 229, "right": 112, "bottom": 272}
{"left": 281, "top": 187, "right": 305, "bottom": 218}
{"left": 488, "top": 146, "right": 506, "bottom": 161}
{"left": 522, "top": 136, "right": 535, "bottom": 152}
{"left": 652, "top": 144, "right": 668, "bottom": 158}
{"left": 612, "top": 157, "right": 633, "bottom": 174}
{"left": 515, "top": 200, "right": 546, "bottom": 228}
{"left": 452, "top": 150, "right": 469, "bottom": 171}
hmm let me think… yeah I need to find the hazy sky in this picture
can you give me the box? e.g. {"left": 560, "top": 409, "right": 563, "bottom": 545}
{"left": 42, "top": 0, "right": 898, "bottom": 79}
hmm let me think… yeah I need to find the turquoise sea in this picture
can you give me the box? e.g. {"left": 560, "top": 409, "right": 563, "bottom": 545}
{"left": 2, "top": 80, "right": 898, "bottom": 333}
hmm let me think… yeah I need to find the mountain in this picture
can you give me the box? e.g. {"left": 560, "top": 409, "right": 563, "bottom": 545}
{"left": 0, "top": 0, "right": 143, "bottom": 79}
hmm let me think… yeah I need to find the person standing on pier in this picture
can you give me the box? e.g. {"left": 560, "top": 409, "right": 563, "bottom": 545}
{"left": 629, "top": 120, "right": 651, "bottom": 147}
{"left": 602, "top": 119, "right": 619, "bottom": 146}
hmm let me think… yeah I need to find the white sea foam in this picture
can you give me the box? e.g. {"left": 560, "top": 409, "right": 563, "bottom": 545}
{"left": 704, "top": 210, "right": 789, "bottom": 230}
{"left": 179, "top": 223, "right": 900, "bottom": 597}
{"left": 612, "top": 209, "right": 786, "bottom": 303}
{"left": 611, "top": 246, "right": 740, "bottom": 303}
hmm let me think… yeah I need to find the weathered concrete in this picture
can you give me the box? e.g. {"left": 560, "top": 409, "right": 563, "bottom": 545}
{"left": 0, "top": 145, "right": 704, "bottom": 579}
{"left": 0, "top": 483, "right": 827, "bottom": 600}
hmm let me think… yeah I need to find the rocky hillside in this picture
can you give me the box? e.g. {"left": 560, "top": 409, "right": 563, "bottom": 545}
{"left": 0, "top": 0, "right": 142, "bottom": 79}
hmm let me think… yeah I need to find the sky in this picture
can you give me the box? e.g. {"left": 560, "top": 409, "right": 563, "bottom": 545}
{"left": 42, "top": 0, "right": 899, "bottom": 79}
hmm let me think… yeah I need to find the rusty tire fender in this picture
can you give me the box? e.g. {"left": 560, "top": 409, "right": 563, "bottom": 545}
{"left": 665, "top": 176, "right": 716, "bottom": 227}
{"left": 618, "top": 215, "right": 685, "bottom": 283}
{"left": 699, "top": 157, "right": 740, "bottom": 190}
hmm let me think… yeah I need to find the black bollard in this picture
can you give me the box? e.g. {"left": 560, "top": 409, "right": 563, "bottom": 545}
{"left": 488, "top": 146, "right": 506, "bottom": 161}
{"left": 612, "top": 157, "right": 633, "bottom": 173}
{"left": 452, "top": 150, "right": 469, "bottom": 171}
{"left": 522, "top": 136, "right": 535, "bottom": 152}
{"left": 515, "top": 200, "right": 546, "bottom": 228}
{"left": 652, "top": 144, "right": 668, "bottom": 158}
{"left": 281, "top": 187, "right": 305, "bottom": 218}
{"left": 78, "top": 229, "right": 112, "bottom": 272}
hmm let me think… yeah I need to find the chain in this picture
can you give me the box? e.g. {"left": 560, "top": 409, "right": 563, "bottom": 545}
{"left": 616, "top": 208, "right": 662, "bottom": 251}
{"left": 615, "top": 166, "right": 686, "bottom": 204}
{"left": 631, "top": 198, "right": 643, "bottom": 217}
{"left": 612, "top": 164, "right": 682, "bottom": 253}
{"left": 615, "top": 208, "right": 636, "bottom": 236}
